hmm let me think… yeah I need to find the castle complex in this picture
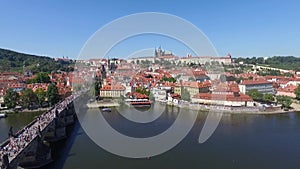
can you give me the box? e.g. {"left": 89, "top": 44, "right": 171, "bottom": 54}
{"left": 127, "top": 47, "right": 232, "bottom": 65}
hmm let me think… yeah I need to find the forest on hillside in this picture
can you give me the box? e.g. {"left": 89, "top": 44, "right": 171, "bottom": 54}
{"left": 234, "top": 56, "right": 300, "bottom": 71}
{"left": 0, "top": 48, "right": 74, "bottom": 73}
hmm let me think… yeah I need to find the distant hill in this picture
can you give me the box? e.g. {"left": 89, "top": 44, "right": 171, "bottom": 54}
{"left": 0, "top": 48, "right": 74, "bottom": 73}
{"left": 234, "top": 56, "right": 300, "bottom": 71}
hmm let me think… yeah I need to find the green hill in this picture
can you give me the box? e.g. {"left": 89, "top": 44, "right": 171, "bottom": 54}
{"left": 234, "top": 56, "right": 300, "bottom": 71}
{"left": 0, "top": 48, "right": 74, "bottom": 73}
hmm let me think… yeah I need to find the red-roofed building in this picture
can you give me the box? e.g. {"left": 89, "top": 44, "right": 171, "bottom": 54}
{"left": 100, "top": 84, "right": 126, "bottom": 98}
{"left": 8, "top": 83, "right": 25, "bottom": 89}
{"left": 192, "top": 93, "right": 253, "bottom": 107}
{"left": 7, "top": 83, "right": 25, "bottom": 93}
{"left": 174, "top": 81, "right": 211, "bottom": 100}
{"left": 125, "top": 92, "right": 151, "bottom": 106}
{"left": 177, "top": 54, "right": 232, "bottom": 65}
{"left": 126, "top": 92, "right": 149, "bottom": 99}
{"left": 239, "top": 79, "right": 274, "bottom": 94}
{"left": 26, "top": 83, "right": 49, "bottom": 92}
{"left": 212, "top": 82, "right": 240, "bottom": 95}
{"left": 191, "top": 81, "right": 254, "bottom": 107}
{"left": 276, "top": 84, "right": 297, "bottom": 98}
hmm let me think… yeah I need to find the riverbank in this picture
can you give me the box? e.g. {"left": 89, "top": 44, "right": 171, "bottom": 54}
{"left": 85, "top": 98, "right": 300, "bottom": 115}
{"left": 0, "top": 107, "right": 51, "bottom": 115}
{"left": 5, "top": 99, "right": 300, "bottom": 169}
{"left": 160, "top": 101, "right": 298, "bottom": 115}
{"left": 86, "top": 101, "right": 119, "bottom": 108}
{"left": 291, "top": 102, "right": 300, "bottom": 112}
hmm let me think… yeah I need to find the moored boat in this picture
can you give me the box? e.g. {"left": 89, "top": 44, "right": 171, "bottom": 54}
{"left": 125, "top": 92, "right": 151, "bottom": 107}
{"left": 125, "top": 98, "right": 151, "bottom": 107}
{"left": 101, "top": 107, "right": 112, "bottom": 112}
{"left": 0, "top": 113, "right": 7, "bottom": 118}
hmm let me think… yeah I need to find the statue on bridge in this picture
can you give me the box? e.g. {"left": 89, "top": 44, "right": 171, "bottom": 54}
{"left": 8, "top": 127, "right": 15, "bottom": 138}
{"left": 1, "top": 153, "right": 10, "bottom": 169}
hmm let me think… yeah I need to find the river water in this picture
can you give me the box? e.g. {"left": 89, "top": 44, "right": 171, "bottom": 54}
{"left": 1, "top": 105, "right": 300, "bottom": 169}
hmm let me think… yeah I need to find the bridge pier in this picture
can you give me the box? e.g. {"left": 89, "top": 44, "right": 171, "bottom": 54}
{"left": 44, "top": 117, "right": 66, "bottom": 142}
{"left": 1, "top": 154, "right": 10, "bottom": 169}
{"left": 44, "top": 104, "right": 75, "bottom": 142}
{"left": 18, "top": 138, "right": 52, "bottom": 169}
{"left": 64, "top": 104, "right": 75, "bottom": 126}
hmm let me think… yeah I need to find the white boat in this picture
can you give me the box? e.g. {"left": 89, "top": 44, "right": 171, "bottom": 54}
{"left": 125, "top": 98, "right": 151, "bottom": 107}
{"left": 0, "top": 113, "right": 7, "bottom": 118}
{"left": 101, "top": 108, "right": 111, "bottom": 112}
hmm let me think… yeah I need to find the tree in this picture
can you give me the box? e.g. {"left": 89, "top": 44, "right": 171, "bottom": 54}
{"left": 89, "top": 80, "right": 100, "bottom": 97}
{"left": 247, "top": 89, "right": 263, "bottom": 101}
{"left": 263, "top": 93, "right": 274, "bottom": 103}
{"left": 284, "top": 72, "right": 294, "bottom": 77}
{"left": 295, "top": 85, "right": 300, "bottom": 100}
{"left": 276, "top": 95, "right": 292, "bottom": 108}
{"left": 0, "top": 48, "right": 74, "bottom": 73}
{"left": 162, "top": 77, "right": 176, "bottom": 83}
{"left": 26, "top": 72, "right": 50, "bottom": 83}
{"left": 135, "top": 87, "right": 150, "bottom": 96}
{"left": 20, "top": 88, "right": 38, "bottom": 109}
{"left": 181, "top": 87, "right": 191, "bottom": 102}
{"left": 35, "top": 88, "right": 46, "bottom": 107}
{"left": 4, "top": 89, "right": 19, "bottom": 109}
{"left": 47, "top": 83, "right": 60, "bottom": 106}
{"left": 235, "top": 77, "right": 244, "bottom": 84}
{"left": 35, "top": 72, "right": 50, "bottom": 83}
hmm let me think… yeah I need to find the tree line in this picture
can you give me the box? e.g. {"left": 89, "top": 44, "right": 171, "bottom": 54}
{"left": 247, "top": 89, "right": 297, "bottom": 108}
{"left": 234, "top": 56, "right": 300, "bottom": 71}
{"left": 4, "top": 83, "right": 60, "bottom": 110}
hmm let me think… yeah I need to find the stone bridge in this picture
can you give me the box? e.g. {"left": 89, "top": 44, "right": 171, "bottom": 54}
{"left": 0, "top": 93, "right": 81, "bottom": 169}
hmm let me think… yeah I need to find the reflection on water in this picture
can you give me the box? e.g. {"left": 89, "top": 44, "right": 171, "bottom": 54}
{"left": 1, "top": 107, "right": 300, "bottom": 169}
{"left": 0, "top": 111, "right": 43, "bottom": 142}
{"left": 61, "top": 106, "right": 300, "bottom": 169}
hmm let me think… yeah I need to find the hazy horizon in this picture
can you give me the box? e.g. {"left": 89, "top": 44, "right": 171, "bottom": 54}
{"left": 0, "top": 0, "right": 299, "bottom": 58}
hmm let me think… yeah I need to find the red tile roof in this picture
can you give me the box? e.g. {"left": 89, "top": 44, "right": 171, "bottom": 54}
{"left": 213, "top": 83, "right": 240, "bottom": 93}
{"left": 277, "top": 84, "right": 297, "bottom": 93}
{"left": 126, "top": 92, "right": 149, "bottom": 99}
{"left": 101, "top": 84, "right": 125, "bottom": 91}
{"left": 176, "top": 81, "right": 211, "bottom": 88}
{"left": 7, "top": 83, "right": 24, "bottom": 88}
{"left": 26, "top": 83, "right": 49, "bottom": 92}
{"left": 240, "top": 79, "right": 272, "bottom": 85}
{"left": 193, "top": 93, "right": 253, "bottom": 102}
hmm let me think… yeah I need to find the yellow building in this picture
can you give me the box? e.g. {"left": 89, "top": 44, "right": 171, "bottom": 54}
{"left": 174, "top": 81, "right": 211, "bottom": 99}
{"left": 100, "top": 84, "right": 126, "bottom": 98}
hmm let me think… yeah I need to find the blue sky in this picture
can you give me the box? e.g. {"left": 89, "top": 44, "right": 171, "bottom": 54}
{"left": 0, "top": 0, "right": 299, "bottom": 59}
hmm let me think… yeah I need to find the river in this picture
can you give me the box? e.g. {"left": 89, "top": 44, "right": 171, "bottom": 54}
{"left": 1, "top": 105, "right": 300, "bottom": 169}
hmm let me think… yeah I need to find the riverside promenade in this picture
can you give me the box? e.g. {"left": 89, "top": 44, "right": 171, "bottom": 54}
{"left": 0, "top": 92, "right": 81, "bottom": 169}
{"left": 162, "top": 100, "right": 293, "bottom": 114}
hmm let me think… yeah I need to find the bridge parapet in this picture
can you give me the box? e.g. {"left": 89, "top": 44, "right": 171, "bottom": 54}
{"left": 0, "top": 92, "right": 81, "bottom": 169}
